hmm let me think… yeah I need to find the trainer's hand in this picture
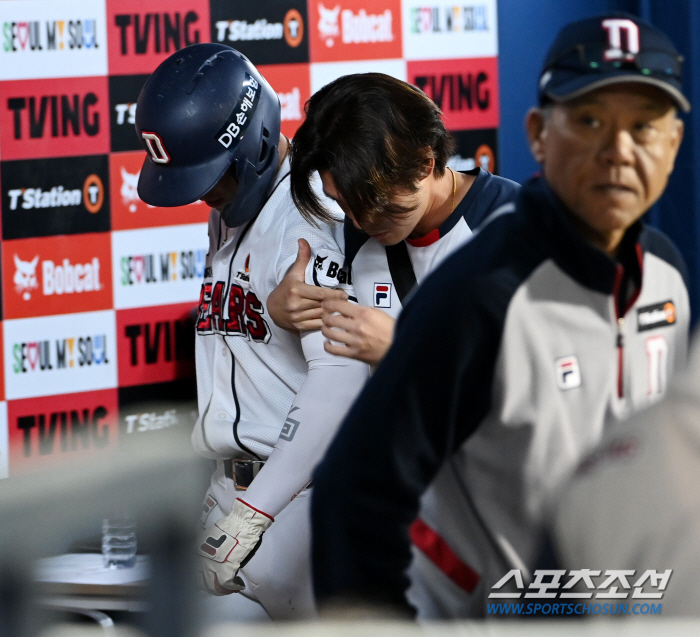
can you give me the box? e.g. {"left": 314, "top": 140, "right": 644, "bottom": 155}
{"left": 196, "top": 498, "right": 274, "bottom": 596}
{"left": 321, "top": 299, "right": 395, "bottom": 365}
{"left": 268, "top": 238, "right": 347, "bottom": 332}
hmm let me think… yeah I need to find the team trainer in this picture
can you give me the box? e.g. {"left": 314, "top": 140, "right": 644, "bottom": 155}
{"left": 311, "top": 13, "right": 691, "bottom": 618}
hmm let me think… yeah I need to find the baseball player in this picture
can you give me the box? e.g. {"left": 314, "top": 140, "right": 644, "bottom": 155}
{"left": 135, "top": 43, "right": 368, "bottom": 620}
{"left": 309, "top": 14, "right": 690, "bottom": 618}
{"left": 268, "top": 73, "right": 520, "bottom": 365}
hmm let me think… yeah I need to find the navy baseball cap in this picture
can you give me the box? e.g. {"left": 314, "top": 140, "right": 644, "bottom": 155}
{"left": 538, "top": 13, "right": 690, "bottom": 112}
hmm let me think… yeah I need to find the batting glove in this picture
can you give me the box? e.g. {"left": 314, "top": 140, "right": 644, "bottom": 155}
{"left": 196, "top": 498, "right": 274, "bottom": 595}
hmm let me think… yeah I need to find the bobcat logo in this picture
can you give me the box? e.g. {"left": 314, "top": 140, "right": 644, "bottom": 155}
{"left": 318, "top": 3, "right": 340, "bottom": 47}
{"left": 14, "top": 254, "right": 39, "bottom": 300}
{"left": 121, "top": 166, "right": 140, "bottom": 213}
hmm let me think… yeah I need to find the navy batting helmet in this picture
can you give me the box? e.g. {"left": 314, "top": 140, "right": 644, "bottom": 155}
{"left": 136, "top": 43, "right": 281, "bottom": 227}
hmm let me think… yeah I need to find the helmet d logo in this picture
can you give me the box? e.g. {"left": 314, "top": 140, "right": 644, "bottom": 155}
{"left": 142, "top": 131, "right": 171, "bottom": 164}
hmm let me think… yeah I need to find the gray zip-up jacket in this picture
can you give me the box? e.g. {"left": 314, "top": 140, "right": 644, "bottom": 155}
{"left": 310, "top": 176, "right": 690, "bottom": 618}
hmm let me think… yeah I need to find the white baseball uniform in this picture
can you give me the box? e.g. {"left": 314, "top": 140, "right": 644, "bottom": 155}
{"left": 193, "top": 158, "right": 368, "bottom": 619}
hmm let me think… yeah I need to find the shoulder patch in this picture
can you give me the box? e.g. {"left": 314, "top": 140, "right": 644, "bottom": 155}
{"left": 306, "top": 248, "right": 351, "bottom": 288}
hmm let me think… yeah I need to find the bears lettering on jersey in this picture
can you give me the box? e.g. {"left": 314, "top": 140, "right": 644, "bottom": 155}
{"left": 196, "top": 281, "right": 271, "bottom": 344}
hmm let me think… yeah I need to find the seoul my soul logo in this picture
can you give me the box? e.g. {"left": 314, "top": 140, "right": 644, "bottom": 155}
{"left": 2, "top": 19, "right": 99, "bottom": 53}
{"left": 13, "top": 334, "right": 109, "bottom": 374}
{"left": 409, "top": 5, "right": 489, "bottom": 34}
{"left": 13, "top": 254, "right": 102, "bottom": 301}
{"left": 317, "top": 3, "right": 393, "bottom": 47}
{"left": 121, "top": 250, "right": 205, "bottom": 285}
{"left": 7, "top": 174, "right": 104, "bottom": 212}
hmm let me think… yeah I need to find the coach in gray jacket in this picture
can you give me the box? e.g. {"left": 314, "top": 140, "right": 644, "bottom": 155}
{"left": 310, "top": 13, "right": 690, "bottom": 619}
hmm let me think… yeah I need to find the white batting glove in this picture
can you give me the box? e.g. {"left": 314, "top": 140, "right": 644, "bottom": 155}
{"left": 196, "top": 498, "right": 274, "bottom": 595}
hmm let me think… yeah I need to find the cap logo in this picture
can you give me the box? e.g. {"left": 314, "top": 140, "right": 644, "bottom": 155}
{"left": 601, "top": 18, "right": 640, "bottom": 61}
{"left": 142, "top": 131, "right": 171, "bottom": 164}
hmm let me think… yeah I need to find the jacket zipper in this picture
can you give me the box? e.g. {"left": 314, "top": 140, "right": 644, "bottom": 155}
{"left": 616, "top": 316, "right": 625, "bottom": 398}
{"left": 613, "top": 244, "right": 644, "bottom": 399}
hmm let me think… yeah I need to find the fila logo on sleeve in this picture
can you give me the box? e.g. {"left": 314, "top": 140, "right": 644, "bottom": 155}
{"left": 374, "top": 283, "right": 391, "bottom": 308}
{"left": 555, "top": 355, "right": 581, "bottom": 390}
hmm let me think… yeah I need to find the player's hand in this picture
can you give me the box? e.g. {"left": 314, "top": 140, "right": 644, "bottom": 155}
{"left": 196, "top": 498, "right": 274, "bottom": 596}
{"left": 268, "top": 239, "right": 348, "bottom": 332}
{"left": 321, "top": 299, "right": 396, "bottom": 366}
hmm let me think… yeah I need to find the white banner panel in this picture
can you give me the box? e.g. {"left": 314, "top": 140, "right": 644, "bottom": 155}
{"left": 0, "top": 0, "right": 108, "bottom": 80}
{"left": 310, "top": 59, "right": 407, "bottom": 93}
{"left": 402, "top": 0, "right": 498, "bottom": 60}
{"left": 111, "top": 224, "right": 208, "bottom": 310}
{"left": 0, "top": 403, "right": 7, "bottom": 479}
{"left": 4, "top": 310, "right": 117, "bottom": 400}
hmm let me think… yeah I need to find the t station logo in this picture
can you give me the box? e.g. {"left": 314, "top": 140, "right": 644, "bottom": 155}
{"left": 108, "top": 74, "right": 149, "bottom": 152}
{"left": 309, "top": 0, "right": 402, "bottom": 62}
{"left": 210, "top": 0, "right": 309, "bottom": 65}
{"left": 7, "top": 389, "right": 119, "bottom": 475}
{"left": 448, "top": 128, "right": 498, "bottom": 174}
{"left": 0, "top": 2, "right": 107, "bottom": 80}
{"left": 408, "top": 57, "right": 499, "bottom": 130}
{"left": 3, "top": 233, "right": 113, "bottom": 320}
{"left": 107, "top": 0, "right": 209, "bottom": 75}
{"left": 1, "top": 154, "right": 110, "bottom": 239}
{"left": 0, "top": 76, "right": 110, "bottom": 160}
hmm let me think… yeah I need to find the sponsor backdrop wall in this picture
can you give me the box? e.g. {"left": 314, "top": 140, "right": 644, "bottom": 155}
{"left": 0, "top": 0, "right": 500, "bottom": 478}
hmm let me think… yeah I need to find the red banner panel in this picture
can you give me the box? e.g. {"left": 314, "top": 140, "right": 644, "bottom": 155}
{"left": 407, "top": 57, "right": 500, "bottom": 131}
{"left": 7, "top": 388, "right": 119, "bottom": 475}
{"left": 0, "top": 76, "right": 110, "bottom": 160}
{"left": 107, "top": 0, "right": 211, "bottom": 75}
{"left": 116, "top": 302, "right": 196, "bottom": 387}
{"left": 3, "top": 233, "right": 113, "bottom": 319}
{"left": 308, "top": 0, "right": 403, "bottom": 62}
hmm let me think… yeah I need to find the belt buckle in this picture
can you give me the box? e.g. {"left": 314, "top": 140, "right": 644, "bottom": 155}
{"left": 232, "top": 460, "right": 265, "bottom": 490}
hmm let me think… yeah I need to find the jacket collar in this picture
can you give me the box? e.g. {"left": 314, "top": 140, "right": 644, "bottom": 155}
{"left": 520, "top": 176, "right": 644, "bottom": 296}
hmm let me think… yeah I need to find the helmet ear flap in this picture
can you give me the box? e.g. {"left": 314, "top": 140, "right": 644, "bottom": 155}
{"left": 259, "top": 127, "right": 272, "bottom": 164}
